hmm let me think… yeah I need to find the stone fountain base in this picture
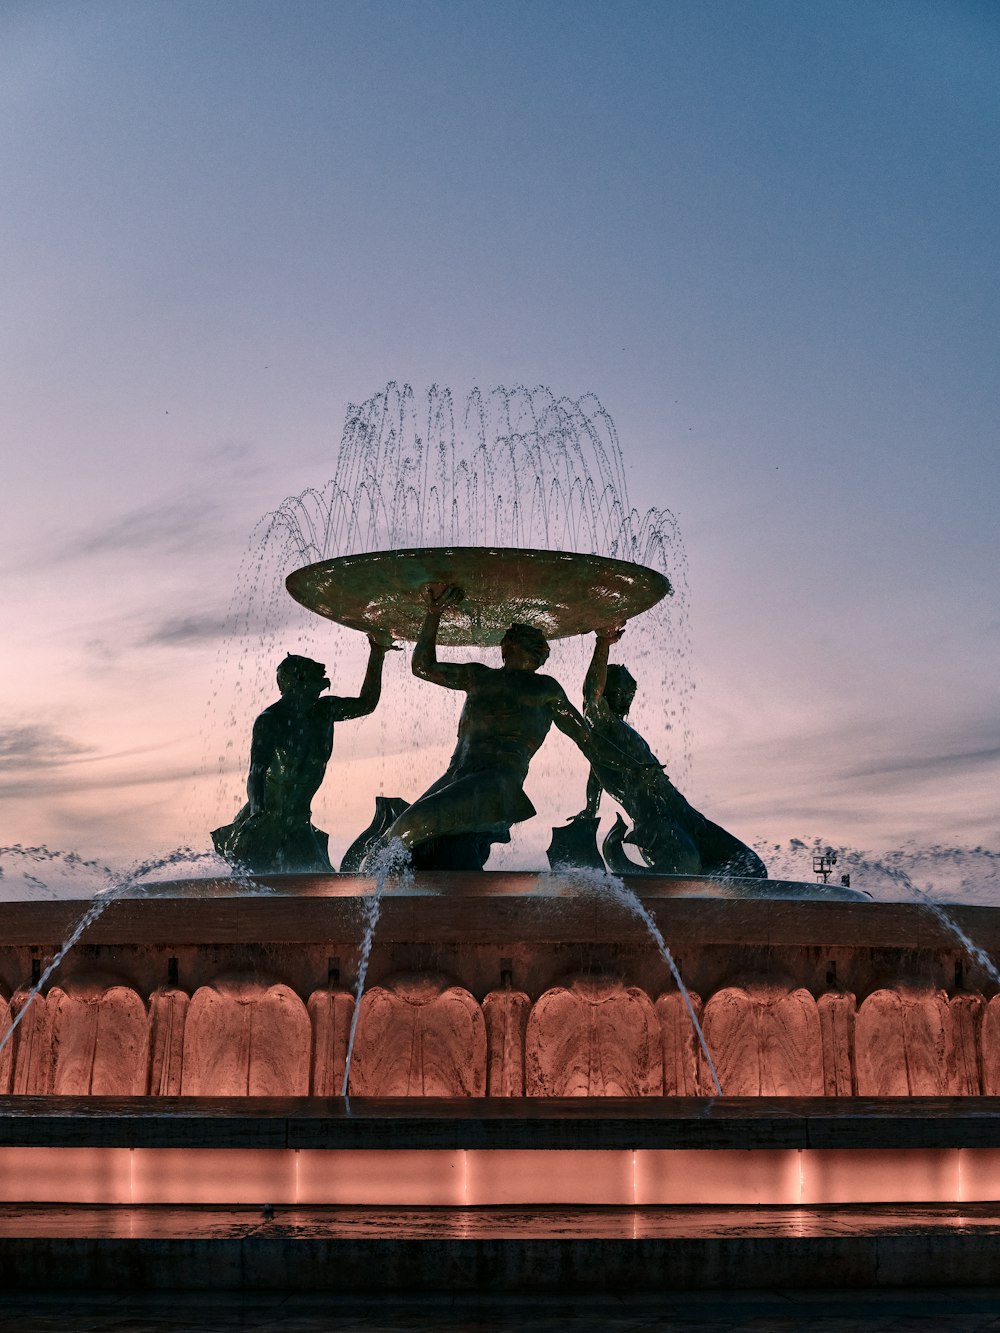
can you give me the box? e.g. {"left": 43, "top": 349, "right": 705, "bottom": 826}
{"left": 3, "top": 873, "right": 1000, "bottom": 1290}
{"left": 1, "top": 872, "right": 996, "bottom": 1098}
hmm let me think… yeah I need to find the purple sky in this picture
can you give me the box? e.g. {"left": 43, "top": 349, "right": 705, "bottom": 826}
{"left": 2, "top": 1, "right": 997, "bottom": 879}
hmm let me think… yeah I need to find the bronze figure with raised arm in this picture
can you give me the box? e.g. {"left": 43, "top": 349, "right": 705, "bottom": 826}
{"left": 366, "top": 584, "right": 602, "bottom": 871}
{"left": 212, "top": 630, "right": 396, "bottom": 873}
{"left": 578, "top": 624, "right": 767, "bottom": 878}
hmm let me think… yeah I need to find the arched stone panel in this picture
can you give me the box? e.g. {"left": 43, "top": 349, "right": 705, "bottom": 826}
{"left": 483, "top": 989, "right": 530, "bottom": 1096}
{"left": 979, "top": 996, "right": 1000, "bottom": 1095}
{"left": 655, "top": 990, "right": 704, "bottom": 1096}
{"left": 701, "top": 983, "right": 822, "bottom": 1096}
{"left": 148, "top": 986, "right": 190, "bottom": 1096}
{"left": 9, "top": 989, "right": 52, "bottom": 1095}
{"left": 348, "top": 974, "right": 486, "bottom": 1096}
{"left": 308, "top": 988, "right": 354, "bottom": 1095}
{"left": 526, "top": 977, "right": 662, "bottom": 1097}
{"left": 949, "top": 992, "right": 983, "bottom": 1096}
{"left": 855, "top": 985, "right": 950, "bottom": 1096}
{"left": 818, "top": 991, "right": 856, "bottom": 1096}
{"left": 0, "top": 988, "right": 11, "bottom": 1094}
{"left": 49, "top": 979, "right": 149, "bottom": 1096}
{"left": 181, "top": 975, "right": 310, "bottom": 1096}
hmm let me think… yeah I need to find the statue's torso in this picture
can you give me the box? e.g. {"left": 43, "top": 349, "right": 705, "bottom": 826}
{"left": 588, "top": 706, "right": 684, "bottom": 814}
{"left": 260, "top": 699, "right": 336, "bottom": 814}
{"left": 450, "top": 667, "right": 557, "bottom": 774}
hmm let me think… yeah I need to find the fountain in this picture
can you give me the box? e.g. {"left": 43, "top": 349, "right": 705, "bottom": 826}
{"left": 2, "top": 385, "right": 1000, "bottom": 1293}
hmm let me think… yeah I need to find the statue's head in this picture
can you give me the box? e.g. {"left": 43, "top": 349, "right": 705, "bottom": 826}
{"left": 500, "top": 622, "right": 550, "bottom": 670}
{"left": 604, "top": 664, "right": 637, "bottom": 716}
{"left": 276, "top": 654, "right": 330, "bottom": 696}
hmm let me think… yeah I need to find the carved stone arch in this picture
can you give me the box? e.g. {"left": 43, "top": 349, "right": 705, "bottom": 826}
{"left": 483, "top": 989, "right": 531, "bottom": 1096}
{"left": 307, "top": 987, "right": 355, "bottom": 1096}
{"left": 655, "top": 990, "right": 704, "bottom": 1096}
{"left": 977, "top": 995, "right": 1000, "bottom": 1095}
{"left": 949, "top": 992, "right": 984, "bottom": 1096}
{"left": 0, "top": 982, "right": 11, "bottom": 1094}
{"left": 348, "top": 973, "right": 486, "bottom": 1096}
{"left": 526, "top": 975, "right": 662, "bottom": 1097}
{"left": 48, "top": 975, "right": 149, "bottom": 1096}
{"left": 817, "top": 990, "right": 856, "bottom": 1096}
{"left": 855, "top": 983, "right": 950, "bottom": 1096}
{"left": 148, "top": 986, "right": 190, "bottom": 1096}
{"left": 181, "top": 973, "right": 310, "bottom": 1096}
{"left": 700, "top": 977, "right": 822, "bottom": 1096}
{"left": 7, "top": 988, "right": 52, "bottom": 1095}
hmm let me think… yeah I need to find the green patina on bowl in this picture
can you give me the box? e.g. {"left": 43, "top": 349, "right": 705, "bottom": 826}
{"left": 286, "top": 546, "right": 671, "bottom": 646}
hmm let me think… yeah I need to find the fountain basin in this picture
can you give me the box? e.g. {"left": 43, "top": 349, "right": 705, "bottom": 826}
{"left": 3, "top": 875, "right": 1000, "bottom": 1291}
{"left": 285, "top": 546, "right": 670, "bottom": 644}
{"left": 1, "top": 874, "right": 997, "bottom": 1099}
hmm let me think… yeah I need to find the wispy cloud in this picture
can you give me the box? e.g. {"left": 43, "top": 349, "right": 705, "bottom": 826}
{"left": 143, "top": 596, "right": 304, "bottom": 647}
{"left": 56, "top": 498, "right": 220, "bottom": 560}
{"left": 0, "top": 763, "right": 200, "bottom": 800}
{"left": 847, "top": 743, "right": 1000, "bottom": 780}
{"left": 0, "top": 724, "right": 91, "bottom": 770}
{"left": 145, "top": 612, "right": 234, "bottom": 646}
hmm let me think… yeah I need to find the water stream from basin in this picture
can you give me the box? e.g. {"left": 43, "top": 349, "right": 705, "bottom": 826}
{"left": 0, "top": 846, "right": 222, "bottom": 1064}
{"left": 341, "top": 838, "right": 412, "bottom": 1098}
{"left": 855, "top": 857, "right": 1000, "bottom": 989}
{"left": 550, "top": 864, "right": 723, "bottom": 1095}
{"left": 760, "top": 839, "right": 1000, "bottom": 989}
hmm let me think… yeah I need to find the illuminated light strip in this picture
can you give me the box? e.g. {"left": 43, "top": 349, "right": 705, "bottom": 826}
{"left": 0, "top": 1147, "right": 998, "bottom": 1206}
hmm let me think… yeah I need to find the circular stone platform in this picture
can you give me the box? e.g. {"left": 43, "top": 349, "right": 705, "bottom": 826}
{"left": 284, "top": 547, "right": 671, "bottom": 645}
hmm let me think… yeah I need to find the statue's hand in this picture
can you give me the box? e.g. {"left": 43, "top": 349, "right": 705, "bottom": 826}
{"left": 367, "top": 629, "right": 400, "bottom": 651}
{"left": 422, "top": 582, "right": 464, "bottom": 611}
{"left": 597, "top": 621, "right": 626, "bottom": 645}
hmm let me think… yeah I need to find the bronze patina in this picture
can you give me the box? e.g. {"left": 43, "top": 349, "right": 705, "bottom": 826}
{"left": 577, "top": 626, "right": 767, "bottom": 878}
{"left": 212, "top": 632, "right": 394, "bottom": 873}
{"left": 362, "top": 584, "right": 610, "bottom": 872}
{"left": 285, "top": 546, "right": 670, "bottom": 646}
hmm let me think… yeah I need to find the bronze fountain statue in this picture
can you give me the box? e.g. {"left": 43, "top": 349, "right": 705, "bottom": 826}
{"left": 211, "top": 631, "right": 395, "bottom": 873}
{"left": 575, "top": 625, "right": 767, "bottom": 878}
{"left": 215, "top": 543, "right": 768, "bottom": 881}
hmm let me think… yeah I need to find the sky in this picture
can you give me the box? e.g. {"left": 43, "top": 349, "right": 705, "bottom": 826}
{"left": 1, "top": 0, "right": 997, "bottom": 889}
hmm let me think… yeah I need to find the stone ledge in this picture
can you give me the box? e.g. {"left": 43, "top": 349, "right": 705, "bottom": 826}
{"left": 3, "top": 1204, "right": 1000, "bottom": 1289}
{"left": 0, "top": 884, "right": 979, "bottom": 949}
{"left": 3, "top": 1096, "right": 1000, "bottom": 1150}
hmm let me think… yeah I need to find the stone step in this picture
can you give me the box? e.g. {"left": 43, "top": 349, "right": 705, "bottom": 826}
{"left": 1, "top": 1203, "right": 1000, "bottom": 1290}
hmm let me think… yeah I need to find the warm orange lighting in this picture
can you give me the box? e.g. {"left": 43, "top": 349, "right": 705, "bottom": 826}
{"left": 131, "top": 1149, "right": 296, "bottom": 1205}
{"left": 0, "top": 1145, "right": 988, "bottom": 1206}
{"left": 466, "top": 1150, "right": 633, "bottom": 1205}
{"left": 635, "top": 1149, "right": 802, "bottom": 1206}
{"left": 958, "top": 1149, "right": 1000, "bottom": 1202}
{"left": 800, "top": 1149, "right": 958, "bottom": 1205}
{"left": 0, "top": 1147, "right": 131, "bottom": 1204}
{"left": 296, "top": 1149, "right": 466, "bottom": 1205}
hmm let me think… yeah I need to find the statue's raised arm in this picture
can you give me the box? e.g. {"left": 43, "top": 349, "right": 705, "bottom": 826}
{"left": 325, "top": 630, "right": 397, "bottom": 722}
{"left": 411, "top": 584, "right": 483, "bottom": 692}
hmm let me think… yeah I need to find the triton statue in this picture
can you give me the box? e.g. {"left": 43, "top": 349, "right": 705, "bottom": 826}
{"left": 578, "top": 625, "right": 767, "bottom": 878}
{"left": 212, "top": 632, "right": 395, "bottom": 873}
{"left": 365, "top": 584, "right": 605, "bottom": 872}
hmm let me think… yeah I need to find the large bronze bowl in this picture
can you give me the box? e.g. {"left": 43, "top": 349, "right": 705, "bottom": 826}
{"left": 285, "top": 546, "right": 671, "bottom": 646}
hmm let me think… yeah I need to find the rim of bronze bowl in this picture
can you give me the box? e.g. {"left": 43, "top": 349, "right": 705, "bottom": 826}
{"left": 285, "top": 546, "right": 671, "bottom": 646}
